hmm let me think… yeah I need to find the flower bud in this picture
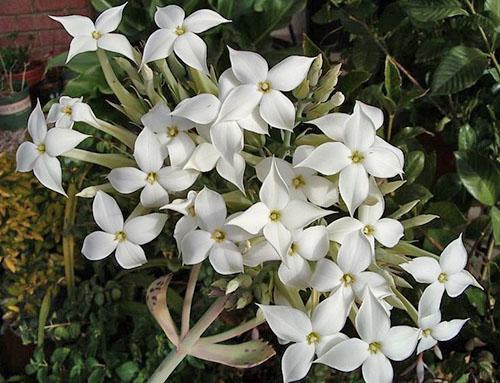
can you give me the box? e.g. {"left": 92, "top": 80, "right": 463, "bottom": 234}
{"left": 307, "top": 54, "right": 323, "bottom": 87}
{"left": 293, "top": 79, "right": 310, "bottom": 100}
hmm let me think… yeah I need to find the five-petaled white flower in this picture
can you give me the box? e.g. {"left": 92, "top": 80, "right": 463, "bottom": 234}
{"left": 51, "top": 3, "right": 136, "bottom": 63}
{"left": 16, "top": 100, "right": 89, "bottom": 196}
{"left": 162, "top": 191, "right": 198, "bottom": 252}
{"left": 228, "top": 159, "right": 332, "bottom": 259}
{"left": 297, "top": 102, "right": 404, "bottom": 215}
{"left": 108, "top": 129, "right": 199, "bottom": 208}
{"left": 400, "top": 234, "right": 482, "bottom": 299}
{"left": 82, "top": 191, "right": 167, "bottom": 269}
{"left": 316, "top": 289, "right": 419, "bottom": 383}
{"left": 47, "top": 96, "right": 98, "bottom": 129}
{"left": 180, "top": 188, "right": 250, "bottom": 275}
{"left": 259, "top": 294, "right": 348, "bottom": 383}
{"left": 311, "top": 231, "right": 390, "bottom": 306}
{"left": 141, "top": 5, "right": 230, "bottom": 73}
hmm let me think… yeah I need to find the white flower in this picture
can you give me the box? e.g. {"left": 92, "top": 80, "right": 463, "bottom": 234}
{"left": 327, "top": 198, "right": 403, "bottom": 253}
{"left": 259, "top": 294, "right": 348, "bottom": 383}
{"left": 50, "top": 3, "right": 135, "bottom": 63}
{"left": 81, "top": 191, "right": 167, "bottom": 269}
{"left": 227, "top": 159, "right": 332, "bottom": 259}
{"left": 162, "top": 191, "right": 198, "bottom": 251}
{"left": 297, "top": 102, "right": 404, "bottom": 215}
{"left": 278, "top": 226, "right": 329, "bottom": 289}
{"left": 220, "top": 48, "right": 314, "bottom": 131}
{"left": 141, "top": 5, "right": 230, "bottom": 73}
{"left": 416, "top": 284, "right": 468, "bottom": 354}
{"left": 311, "top": 231, "right": 390, "bottom": 305}
{"left": 400, "top": 234, "right": 482, "bottom": 299}
{"left": 316, "top": 289, "right": 419, "bottom": 383}
{"left": 141, "top": 102, "right": 195, "bottom": 167}
{"left": 256, "top": 146, "right": 338, "bottom": 208}
{"left": 16, "top": 100, "right": 89, "bottom": 196}
{"left": 180, "top": 188, "right": 250, "bottom": 275}
{"left": 47, "top": 96, "right": 98, "bottom": 129}
{"left": 108, "top": 129, "right": 198, "bottom": 208}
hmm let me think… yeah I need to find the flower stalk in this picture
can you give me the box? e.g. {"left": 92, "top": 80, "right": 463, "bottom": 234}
{"left": 62, "top": 149, "right": 135, "bottom": 169}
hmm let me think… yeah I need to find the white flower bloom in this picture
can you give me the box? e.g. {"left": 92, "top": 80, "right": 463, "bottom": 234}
{"left": 50, "top": 3, "right": 136, "bottom": 63}
{"left": 256, "top": 146, "right": 338, "bottom": 208}
{"left": 327, "top": 198, "right": 403, "bottom": 253}
{"left": 316, "top": 289, "right": 419, "bottom": 383}
{"left": 259, "top": 294, "right": 348, "bottom": 383}
{"left": 47, "top": 96, "right": 98, "bottom": 129}
{"left": 416, "top": 284, "right": 468, "bottom": 354}
{"left": 278, "top": 226, "right": 329, "bottom": 289}
{"left": 221, "top": 48, "right": 314, "bottom": 131}
{"left": 180, "top": 188, "right": 250, "bottom": 275}
{"left": 400, "top": 234, "right": 482, "bottom": 299}
{"left": 311, "top": 231, "right": 390, "bottom": 306}
{"left": 141, "top": 102, "right": 195, "bottom": 167}
{"left": 297, "top": 103, "right": 404, "bottom": 215}
{"left": 16, "top": 100, "right": 90, "bottom": 196}
{"left": 108, "top": 129, "right": 198, "bottom": 208}
{"left": 241, "top": 237, "right": 281, "bottom": 267}
{"left": 81, "top": 191, "right": 167, "bottom": 269}
{"left": 227, "top": 159, "right": 332, "bottom": 259}
{"left": 161, "top": 191, "right": 198, "bottom": 251}
{"left": 141, "top": 5, "right": 230, "bottom": 73}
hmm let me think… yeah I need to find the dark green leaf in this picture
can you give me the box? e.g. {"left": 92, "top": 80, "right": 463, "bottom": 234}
{"left": 425, "top": 201, "right": 467, "bottom": 227}
{"left": 405, "top": 151, "right": 425, "bottom": 184}
{"left": 485, "top": 0, "right": 500, "bottom": 21}
{"left": 115, "top": 361, "right": 139, "bottom": 383}
{"left": 384, "top": 56, "right": 402, "bottom": 101}
{"left": 88, "top": 368, "right": 106, "bottom": 383}
{"left": 466, "top": 288, "right": 487, "bottom": 316}
{"left": 405, "top": 0, "right": 468, "bottom": 22}
{"left": 337, "top": 70, "right": 371, "bottom": 96}
{"left": 491, "top": 206, "right": 500, "bottom": 245}
{"left": 458, "top": 124, "right": 477, "bottom": 150}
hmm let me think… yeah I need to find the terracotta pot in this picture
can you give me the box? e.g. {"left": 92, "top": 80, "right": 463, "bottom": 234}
{"left": 9, "top": 60, "right": 46, "bottom": 87}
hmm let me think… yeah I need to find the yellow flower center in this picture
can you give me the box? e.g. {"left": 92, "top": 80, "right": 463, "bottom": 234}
{"left": 422, "top": 328, "right": 432, "bottom": 337}
{"left": 167, "top": 126, "right": 179, "bottom": 138}
{"left": 438, "top": 272, "right": 448, "bottom": 283}
{"left": 187, "top": 205, "right": 195, "bottom": 217}
{"left": 63, "top": 106, "right": 72, "bottom": 116}
{"left": 36, "top": 144, "right": 46, "bottom": 154}
{"left": 362, "top": 225, "right": 375, "bottom": 236}
{"left": 350, "top": 150, "right": 364, "bottom": 164}
{"left": 146, "top": 172, "right": 158, "bottom": 184}
{"left": 306, "top": 332, "right": 320, "bottom": 345}
{"left": 175, "top": 25, "right": 186, "bottom": 36}
{"left": 288, "top": 242, "right": 299, "bottom": 256}
{"left": 292, "top": 175, "right": 305, "bottom": 189}
{"left": 211, "top": 229, "right": 226, "bottom": 243}
{"left": 91, "top": 31, "right": 102, "bottom": 40}
{"left": 258, "top": 81, "right": 272, "bottom": 93}
{"left": 368, "top": 341, "right": 381, "bottom": 354}
{"left": 114, "top": 231, "right": 127, "bottom": 242}
{"left": 341, "top": 273, "right": 355, "bottom": 286}
{"left": 269, "top": 210, "right": 281, "bottom": 222}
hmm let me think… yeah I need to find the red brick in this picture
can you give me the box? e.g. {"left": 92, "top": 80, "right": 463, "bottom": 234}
{"left": 0, "top": 17, "right": 16, "bottom": 34}
{"left": 37, "top": 29, "right": 70, "bottom": 46}
{"left": 0, "top": 32, "right": 36, "bottom": 48}
{"left": 1, "top": 0, "right": 33, "bottom": 15}
{"left": 34, "top": 0, "right": 87, "bottom": 12}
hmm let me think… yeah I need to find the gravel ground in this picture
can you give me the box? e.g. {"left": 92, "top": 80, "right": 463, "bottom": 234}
{"left": 0, "top": 129, "right": 26, "bottom": 154}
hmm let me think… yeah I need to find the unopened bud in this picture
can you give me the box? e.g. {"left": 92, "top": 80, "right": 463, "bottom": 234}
{"left": 236, "top": 291, "right": 253, "bottom": 309}
{"left": 293, "top": 79, "right": 310, "bottom": 100}
{"left": 307, "top": 54, "right": 323, "bottom": 87}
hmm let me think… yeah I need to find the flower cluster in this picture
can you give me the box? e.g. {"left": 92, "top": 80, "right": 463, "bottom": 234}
{"left": 17, "top": 3, "right": 483, "bottom": 382}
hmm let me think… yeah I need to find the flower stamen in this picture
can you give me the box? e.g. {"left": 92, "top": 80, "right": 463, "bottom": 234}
{"left": 114, "top": 231, "right": 127, "bottom": 242}
{"left": 350, "top": 150, "right": 364, "bottom": 164}
{"left": 63, "top": 106, "right": 72, "bottom": 116}
{"left": 175, "top": 25, "right": 186, "bottom": 36}
{"left": 167, "top": 126, "right": 179, "bottom": 138}
{"left": 306, "top": 332, "right": 320, "bottom": 345}
{"left": 269, "top": 210, "right": 281, "bottom": 222}
{"left": 422, "top": 328, "right": 432, "bottom": 337}
{"left": 341, "top": 273, "right": 355, "bottom": 286}
{"left": 438, "top": 272, "right": 448, "bottom": 283}
{"left": 362, "top": 225, "right": 375, "bottom": 236}
{"left": 258, "top": 81, "right": 272, "bottom": 93}
{"left": 368, "top": 341, "right": 381, "bottom": 354}
{"left": 36, "top": 144, "right": 46, "bottom": 154}
{"left": 146, "top": 172, "right": 158, "bottom": 184}
{"left": 187, "top": 205, "right": 195, "bottom": 217}
{"left": 91, "top": 31, "right": 102, "bottom": 40}
{"left": 211, "top": 229, "right": 226, "bottom": 243}
{"left": 292, "top": 175, "right": 305, "bottom": 189}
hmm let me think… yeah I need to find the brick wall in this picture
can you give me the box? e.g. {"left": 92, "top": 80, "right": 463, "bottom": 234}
{"left": 0, "top": 0, "right": 94, "bottom": 62}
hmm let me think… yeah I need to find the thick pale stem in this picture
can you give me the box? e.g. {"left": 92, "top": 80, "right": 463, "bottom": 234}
{"left": 181, "top": 264, "right": 201, "bottom": 338}
{"left": 62, "top": 183, "right": 77, "bottom": 298}
{"left": 199, "top": 316, "right": 265, "bottom": 344}
{"left": 62, "top": 149, "right": 135, "bottom": 169}
{"left": 148, "top": 348, "right": 187, "bottom": 383}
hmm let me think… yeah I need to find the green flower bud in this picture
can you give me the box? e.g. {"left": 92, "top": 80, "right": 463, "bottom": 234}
{"left": 293, "top": 79, "right": 310, "bottom": 100}
{"left": 307, "top": 54, "right": 323, "bottom": 87}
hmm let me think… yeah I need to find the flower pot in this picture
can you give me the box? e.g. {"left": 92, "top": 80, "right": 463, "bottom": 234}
{"left": 0, "top": 87, "right": 32, "bottom": 130}
{"left": 9, "top": 60, "right": 46, "bottom": 87}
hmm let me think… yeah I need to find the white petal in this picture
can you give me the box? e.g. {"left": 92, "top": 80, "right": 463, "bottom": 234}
{"left": 181, "top": 229, "right": 213, "bottom": 264}
{"left": 184, "top": 142, "right": 219, "bottom": 171}
{"left": 98, "top": 33, "right": 136, "bottom": 62}
{"left": 373, "top": 136, "right": 405, "bottom": 169}
{"left": 432, "top": 319, "right": 468, "bottom": 341}
{"left": 362, "top": 353, "right": 393, "bottom": 383}
{"left": 243, "top": 239, "right": 280, "bottom": 267}
{"left": 310, "top": 259, "right": 343, "bottom": 292}
{"left": 228, "top": 47, "right": 268, "bottom": 84}
{"left": 267, "top": 55, "right": 314, "bottom": 91}
{"left": 354, "top": 101, "right": 384, "bottom": 130}
{"left": 296, "top": 225, "right": 329, "bottom": 261}
{"left": 303, "top": 175, "right": 339, "bottom": 207}
{"left": 173, "top": 215, "right": 198, "bottom": 251}
{"left": 312, "top": 293, "right": 348, "bottom": 335}
{"left": 337, "top": 231, "right": 372, "bottom": 274}
{"left": 218, "top": 68, "right": 239, "bottom": 100}
{"left": 217, "top": 84, "right": 262, "bottom": 123}
{"left": 174, "top": 32, "right": 208, "bottom": 74}
{"left": 418, "top": 282, "right": 444, "bottom": 319}
{"left": 356, "top": 289, "right": 390, "bottom": 343}
{"left": 171, "top": 93, "right": 220, "bottom": 124}
{"left": 183, "top": 9, "right": 230, "bottom": 33}
{"left": 123, "top": 213, "right": 167, "bottom": 244}
{"left": 227, "top": 202, "right": 269, "bottom": 234}
{"left": 140, "top": 182, "right": 169, "bottom": 208}
{"left": 400, "top": 257, "right": 441, "bottom": 284}
{"left": 343, "top": 108, "right": 376, "bottom": 151}
{"left": 297, "top": 142, "right": 351, "bottom": 175}
{"left": 445, "top": 270, "right": 480, "bottom": 297}
{"left": 194, "top": 187, "right": 226, "bottom": 231}
{"left": 28, "top": 100, "right": 47, "bottom": 145}
{"left": 358, "top": 199, "right": 385, "bottom": 225}
{"left": 439, "top": 235, "right": 467, "bottom": 274}
{"left": 237, "top": 109, "right": 268, "bottom": 134}
{"left": 307, "top": 113, "right": 350, "bottom": 141}
{"left": 281, "top": 342, "right": 314, "bottom": 383}
{"left": 81, "top": 231, "right": 117, "bottom": 260}
{"left": 373, "top": 218, "right": 404, "bottom": 248}
{"left": 115, "top": 241, "right": 147, "bottom": 269}
{"left": 339, "top": 164, "right": 369, "bottom": 215}
{"left": 256, "top": 157, "right": 294, "bottom": 184}
{"left": 281, "top": 200, "right": 332, "bottom": 230}
{"left": 316, "top": 338, "right": 369, "bottom": 371}
{"left": 72, "top": 102, "right": 98, "bottom": 125}
{"left": 134, "top": 129, "right": 165, "bottom": 173}
{"left": 259, "top": 90, "right": 295, "bottom": 131}
{"left": 382, "top": 326, "right": 419, "bottom": 361}
{"left": 16, "top": 142, "right": 38, "bottom": 172}
{"left": 141, "top": 102, "right": 171, "bottom": 131}
{"left": 33, "top": 154, "right": 66, "bottom": 196}
{"left": 363, "top": 147, "right": 403, "bottom": 178}
{"left": 45, "top": 127, "right": 89, "bottom": 157}
{"left": 417, "top": 337, "right": 438, "bottom": 354}
{"left": 210, "top": 121, "right": 243, "bottom": 163}
{"left": 354, "top": 272, "right": 391, "bottom": 300}
{"left": 67, "top": 36, "right": 97, "bottom": 62}
{"left": 327, "top": 216, "right": 364, "bottom": 244}
{"left": 93, "top": 191, "right": 123, "bottom": 233}
{"left": 278, "top": 255, "right": 312, "bottom": 289}
{"left": 155, "top": 5, "right": 185, "bottom": 29}
{"left": 264, "top": 222, "right": 292, "bottom": 259}
{"left": 49, "top": 15, "right": 94, "bottom": 37}
{"left": 260, "top": 158, "right": 290, "bottom": 210}
{"left": 166, "top": 133, "right": 195, "bottom": 167}
{"left": 157, "top": 166, "right": 198, "bottom": 192}
{"left": 141, "top": 29, "right": 176, "bottom": 64}
{"left": 419, "top": 312, "right": 442, "bottom": 331}
{"left": 215, "top": 154, "right": 245, "bottom": 192}
{"left": 208, "top": 242, "right": 243, "bottom": 275}
{"left": 108, "top": 167, "right": 147, "bottom": 193}
{"left": 95, "top": 3, "right": 126, "bottom": 33}
{"left": 257, "top": 304, "right": 311, "bottom": 342}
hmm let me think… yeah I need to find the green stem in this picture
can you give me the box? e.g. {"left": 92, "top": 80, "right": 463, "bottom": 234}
{"left": 93, "top": 119, "right": 136, "bottom": 149}
{"left": 392, "top": 287, "right": 418, "bottom": 325}
{"left": 62, "top": 149, "right": 135, "bottom": 169}
{"left": 181, "top": 264, "right": 201, "bottom": 338}
{"left": 199, "top": 316, "right": 265, "bottom": 344}
{"left": 62, "top": 183, "right": 77, "bottom": 298}
{"left": 387, "top": 113, "right": 395, "bottom": 141}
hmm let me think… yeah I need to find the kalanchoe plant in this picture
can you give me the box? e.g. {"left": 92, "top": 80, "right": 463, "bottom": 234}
{"left": 16, "top": 3, "right": 485, "bottom": 382}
